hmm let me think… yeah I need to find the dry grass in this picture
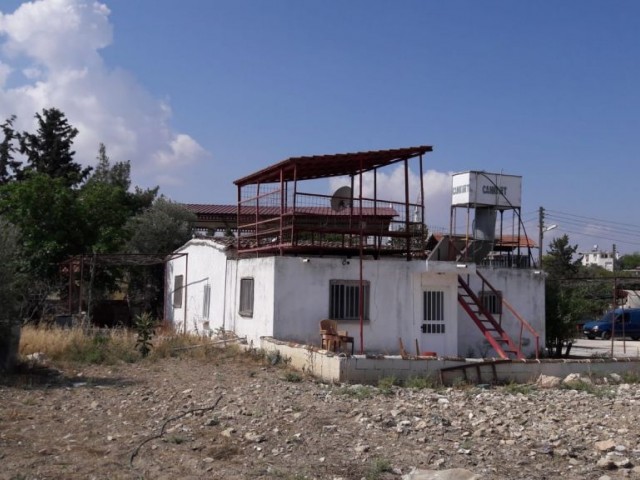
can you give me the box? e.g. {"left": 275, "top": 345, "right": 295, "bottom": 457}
{"left": 18, "top": 325, "right": 253, "bottom": 365}
{"left": 20, "top": 325, "right": 138, "bottom": 364}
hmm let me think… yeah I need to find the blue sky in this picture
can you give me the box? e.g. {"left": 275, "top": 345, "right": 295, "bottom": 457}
{"left": 1, "top": 1, "right": 639, "bottom": 254}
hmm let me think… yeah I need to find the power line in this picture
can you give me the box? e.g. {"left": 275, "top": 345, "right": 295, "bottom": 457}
{"left": 546, "top": 209, "right": 640, "bottom": 233}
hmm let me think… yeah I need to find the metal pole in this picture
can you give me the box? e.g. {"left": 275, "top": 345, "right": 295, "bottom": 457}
{"left": 404, "top": 158, "right": 410, "bottom": 260}
{"left": 359, "top": 157, "right": 365, "bottom": 354}
{"left": 538, "top": 206, "right": 544, "bottom": 268}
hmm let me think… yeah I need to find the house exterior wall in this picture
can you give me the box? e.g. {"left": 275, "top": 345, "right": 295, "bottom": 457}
{"left": 271, "top": 256, "right": 437, "bottom": 354}
{"left": 166, "top": 240, "right": 545, "bottom": 358}
{"left": 229, "top": 256, "right": 276, "bottom": 342}
{"left": 457, "top": 268, "right": 546, "bottom": 358}
{"left": 165, "top": 240, "right": 229, "bottom": 334}
{"left": 166, "top": 239, "right": 276, "bottom": 341}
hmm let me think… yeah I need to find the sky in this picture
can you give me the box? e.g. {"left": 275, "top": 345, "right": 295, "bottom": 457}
{"left": 1, "top": 0, "right": 639, "bottom": 255}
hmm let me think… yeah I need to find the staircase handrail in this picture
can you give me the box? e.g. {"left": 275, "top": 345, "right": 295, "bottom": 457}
{"left": 475, "top": 270, "right": 540, "bottom": 359}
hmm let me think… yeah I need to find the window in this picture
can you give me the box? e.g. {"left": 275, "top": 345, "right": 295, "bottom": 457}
{"left": 479, "top": 290, "right": 502, "bottom": 315}
{"left": 329, "top": 280, "right": 370, "bottom": 321}
{"left": 239, "top": 278, "right": 254, "bottom": 317}
{"left": 173, "top": 275, "right": 184, "bottom": 308}
{"left": 423, "top": 290, "right": 445, "bottom": 334}
{"left": 202, "top": 284, "right": 211, "bottom": 319}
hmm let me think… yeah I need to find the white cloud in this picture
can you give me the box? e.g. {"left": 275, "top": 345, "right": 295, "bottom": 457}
{"left": 0, "top": 61, "right": 11, "bottom": 86}
{"left": 0, "top": 0, "right": 209, "bottom": 189}
{"left": 329, "top": 165, "right": 454, "bottom": 231}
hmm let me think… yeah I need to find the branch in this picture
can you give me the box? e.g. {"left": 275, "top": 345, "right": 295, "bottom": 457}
{"left": 129, "top": 394, "right": 223, "bottom": 468}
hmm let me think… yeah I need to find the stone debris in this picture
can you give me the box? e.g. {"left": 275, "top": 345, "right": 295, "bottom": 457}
{"left": 403, "top": 468, "right": 480, "bottom": 480}
{"left": 4, "top": 357, "right": 640, "bottom": 479}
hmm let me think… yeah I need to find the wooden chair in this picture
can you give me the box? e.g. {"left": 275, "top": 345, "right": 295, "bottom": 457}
{"left": 320, "top": 319, "right": 355, "bottom": 355}
{"left": 320, "top": 319, "right": 340, "bottom": 351}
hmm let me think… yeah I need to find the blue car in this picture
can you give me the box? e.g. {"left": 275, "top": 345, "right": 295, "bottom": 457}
{"left": 583, "top": 308, "right": 640, "bottom": 340}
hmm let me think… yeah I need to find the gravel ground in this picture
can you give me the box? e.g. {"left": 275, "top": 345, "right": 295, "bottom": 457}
{"left": 2, "top": 352, "right": 640, "bottom": 480}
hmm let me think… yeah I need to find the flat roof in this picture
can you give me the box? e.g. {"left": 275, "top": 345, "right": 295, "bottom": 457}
{"left": 234, "top": 145, "right": 432, "bottom": 186}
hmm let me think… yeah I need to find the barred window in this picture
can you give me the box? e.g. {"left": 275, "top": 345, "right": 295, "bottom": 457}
{"left": 479, "top": 290, "right": 502, "bottom": 315}
{"left": 239, "top": 278, "right": 254, "bottom": 317}
{"left": 423, "top": 290, "right": 445, "bottom": 334}
{"left": 329, "top": 280, "right": 370, "bottom": 321}
{"left": 173, "top": 275, "right": 184, "bottom": 308}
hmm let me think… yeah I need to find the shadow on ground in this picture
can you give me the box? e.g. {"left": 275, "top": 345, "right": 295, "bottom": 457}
{"left": 0, "top": 361, "right": 139, "bottom": 390}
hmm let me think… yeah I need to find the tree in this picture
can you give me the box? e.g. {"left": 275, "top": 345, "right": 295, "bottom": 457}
{"left": 79, "top": 144, "right": 157, "bottom": 254}
{"left": 0, "top": 173, "right": 85, "bottom": 278}
{"left": 125, "top": 197, "right": 195, "bottom": 255}
{"left": 0, "top": 216, "right": 21, "bottom": 371}
{"left": 19, "top": 108, "right": 91, "bottom": 187}
{"left": 543, "top": 234, "right": 609, "bottom": 357}
{"left": 619, "top": 252, "right": 640, "bottom": 271}
{"left": 123, "top": 198, "right": 195, "bottom": 317}
{"left": 0, "top": 115, "right": 21, "bottom": 185}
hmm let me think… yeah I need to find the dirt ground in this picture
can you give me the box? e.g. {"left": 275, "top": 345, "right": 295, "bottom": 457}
{"left": 2, "top": 351, "right": 640, "bottom": 480}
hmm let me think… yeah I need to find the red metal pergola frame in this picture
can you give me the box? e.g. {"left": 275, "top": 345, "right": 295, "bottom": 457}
{"left": 233, "top": 146, "right": 432, "bottom": 259}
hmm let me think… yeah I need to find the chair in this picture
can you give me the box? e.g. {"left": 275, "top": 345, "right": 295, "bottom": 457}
{"left": 320, "top": 319, "right": 355, "bottom": 355}
{"left": 320, "top": 319, "right": 340, "bottom": 351}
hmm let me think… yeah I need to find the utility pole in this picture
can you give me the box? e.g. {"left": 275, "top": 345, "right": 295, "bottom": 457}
{"left": 612, "top": 243, "right": 618, "bottom": 355}
{"left": 537, "top": 206, "right": 557, "bottom": 269}
{"left": 538, "top": 206, "right": 545, "bottom": 268}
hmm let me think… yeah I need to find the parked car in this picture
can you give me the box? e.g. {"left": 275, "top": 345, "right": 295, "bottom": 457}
{"left": 583, "top": 308, "right": 640, "bottom": 340}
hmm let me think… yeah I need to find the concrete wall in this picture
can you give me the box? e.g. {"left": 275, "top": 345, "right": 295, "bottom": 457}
{"left": 166, "top": 240, "right": 276, "bottom": 340}
{"left": 166, "top": 239, "right": 229, "bottom": 334}
{"left": 167, "top": 240, "right": 545, "bottom": 358}
{"left": 229, "top": 256, "right": 276, "bottom": 342}
{"left": 260, "top": 337, "right": 640, "bottom": 386}
{"left": 457, "top": 267, "right": 545, "bottom": 358}
{"left": 272, "top": 256, "right": 452, "bottom": 355}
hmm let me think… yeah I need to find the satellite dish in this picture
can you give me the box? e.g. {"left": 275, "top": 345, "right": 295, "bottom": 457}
{"left": 330, "top": 186, "right": 353, "bottom": 212}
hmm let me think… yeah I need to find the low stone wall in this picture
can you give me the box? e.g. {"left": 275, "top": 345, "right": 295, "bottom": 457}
{"left": 260, "top": 337, "right": 640, "bottom": 385}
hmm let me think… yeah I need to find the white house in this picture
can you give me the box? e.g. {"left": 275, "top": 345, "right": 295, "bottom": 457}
{"left": 580, "top": 246, "right": 619, "bottom": 272}
{"left": 166, "top": 147, "right": 545, "bottom": 359}
{"left": 166, "top": 238, "right": 544, "bottom": 358}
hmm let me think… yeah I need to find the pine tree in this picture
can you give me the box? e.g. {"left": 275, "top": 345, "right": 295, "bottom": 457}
{"left": 19, "top": 108, "right": 91, "bottom": 186}
{"left": 0, "top": 115, "right": 21, "bottom": 185}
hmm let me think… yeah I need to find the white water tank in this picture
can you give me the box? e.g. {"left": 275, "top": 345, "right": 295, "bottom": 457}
{"left": 452, "top": 171, "right": 522, "bottom": 209}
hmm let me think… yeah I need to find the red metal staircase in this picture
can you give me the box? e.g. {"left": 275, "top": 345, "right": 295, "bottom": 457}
{"left": 457, "top": 274, "right": 527, "bottom": 360}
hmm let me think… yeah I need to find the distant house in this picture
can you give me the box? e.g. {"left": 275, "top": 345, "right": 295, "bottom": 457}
{"left": 167, "top": 147, "right": 544, "bottom": 359}
{"left": 580, "top": 246, "right": 619, "bottom": 272}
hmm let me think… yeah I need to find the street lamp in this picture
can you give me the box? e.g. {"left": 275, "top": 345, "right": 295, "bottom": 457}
{"left": 538, "top": 224, "right": 557, "bottom": 268}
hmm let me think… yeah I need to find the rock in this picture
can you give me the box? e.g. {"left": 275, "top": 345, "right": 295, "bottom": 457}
{"left": 563, "top": 373, "right": 592, "bottom": 385}
{"left": 402, "top": 468, "right": 480, "bottom": 480}
{"left": 244, "top": 432, "right": 265, "bottom": 443}
{"left": 536, "top": 374, "right": 561, "bottom": 389}
{"left": 595, "top": 439, "right": 616, "bottom": 452}
{"left": 596, "top": 457, "right": 616, "bottom": 469}
{"left": 354, "top": 444, "right": 369, "bottom": 454}
{"left": 203, "top": 417, "right": 219, "bottom": 427}
{"left": 613, "top": 457, "right": 632, "bottom": 468}
{"left": 220, "top": 428, "right": 235, "bottom": 437}
{"left": 609, "top": 373, "right": 622, "bottom": 383}
{"left": 26, "top": 352, "right": 47, "bottom": 363}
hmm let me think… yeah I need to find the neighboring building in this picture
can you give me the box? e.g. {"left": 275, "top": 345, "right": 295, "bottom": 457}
{"left": 167, "top": 147, "right": 544, "bottom": 359}
{"left": 580, "top": 246, "right": 619, "bottom": 272}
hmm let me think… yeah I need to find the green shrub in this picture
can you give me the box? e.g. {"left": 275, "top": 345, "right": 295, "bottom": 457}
{"left": 134, "top": 312, "right": 156, "bottom": 358}
{"left": 284, "top": 371, "right": 303, "bottom": 383}
{"left": 366, "top": 457, "right": 393, "bottom": 480}
{"left": 377, "top": 376, "right": 400, "bottom": 395}
{"left": 336, "top": 384, "right": 374, "bottom": 399}
{"left": 404, "top": 375, "right": 439, "bottom": 390}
